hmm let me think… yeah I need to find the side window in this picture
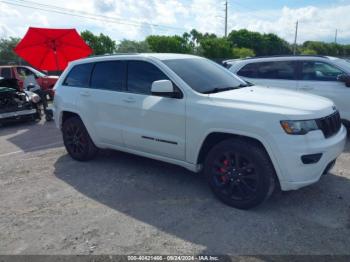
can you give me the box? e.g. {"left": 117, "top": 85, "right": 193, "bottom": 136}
{"left": 17, "top": 67, "right": 34, "bottom": 78}
{"left": 256, "top": 61, "right": 296, "bottom": 80}
{"left": 237, "top": 63, "right": 257, "bottom": 78}
{"left": 301, "top": 61, "right": 344, "bottom": 81}
{"left": 63, "top": 63, "right": 93, "bottom": 87}
{"left": 0, "top": 68, "right": 12, "bottom": 78}
{"left": 17, "top": 67, "right": 34, "bottom": 79}
{"left": 127, "top": 61, "right": 169, "bottom": 95}
{"left": 90, "top": 61, "right": 126, "bottom": 91}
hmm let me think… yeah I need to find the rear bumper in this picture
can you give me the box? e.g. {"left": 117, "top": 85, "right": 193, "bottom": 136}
{"left": 0, "top": 109, "right": 38, "bottom": 120}
{"left": 275, "top": 125, "right": 347, "bottom": 191}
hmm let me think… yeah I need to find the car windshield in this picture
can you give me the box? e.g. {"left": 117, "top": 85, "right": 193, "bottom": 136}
{"left": 333, "top": 58, "right": 350, "bottom": 72}
{"left": 162, "top": 58, "right": 249, "bottom": 94}
{"left": 30, "top": 67, "right": 47, "bottom": 78}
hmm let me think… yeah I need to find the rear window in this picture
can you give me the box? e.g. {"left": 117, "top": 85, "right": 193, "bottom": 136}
{"left": 63, "top": 63, "right": 93, "bottom": 87}
{"left": 0, "top": 68, "right": 12, "bottom": 78}
{"left": 238, "top": 61, "right": 296, "bottom": 80}
{"left": 90, "top": 61, "right": 126, "bottom": 91}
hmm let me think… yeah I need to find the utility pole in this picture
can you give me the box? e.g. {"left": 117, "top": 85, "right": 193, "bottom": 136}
{"left": 293, "top": 20, "right": 298, "bottom": 55}
{"left": 335, "top": 29, "right": 338, "bottom": 44}
{"left": 224, "top": 0, "right": 228, "bottom": 37}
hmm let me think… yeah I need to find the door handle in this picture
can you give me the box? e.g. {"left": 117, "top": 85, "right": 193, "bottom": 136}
{"left": 122, "top": 98, "right": 136, "bottom": 103}
{"left": 80, "top": 90, "right": 90, "bottom": 97}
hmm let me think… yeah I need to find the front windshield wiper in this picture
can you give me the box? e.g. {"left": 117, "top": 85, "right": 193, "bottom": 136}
{"left": 203, "top": 84, "right": 250, "bottom": 94}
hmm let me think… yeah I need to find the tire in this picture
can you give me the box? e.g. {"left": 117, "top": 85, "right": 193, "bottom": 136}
{"left": 204, "top": 138, "right": 275, "bottom": 209}
{"left": 62, "top": 116, "right": 98, "bottom": 161}
{"left": 342, "top": 120, "right": 350, "bottom": 136}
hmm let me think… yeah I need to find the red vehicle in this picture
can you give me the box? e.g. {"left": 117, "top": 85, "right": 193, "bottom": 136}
{"left": 0, "top": 65, "right": 58, "bottom": 99}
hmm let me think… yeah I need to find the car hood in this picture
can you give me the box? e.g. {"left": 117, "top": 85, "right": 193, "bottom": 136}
{"left": 208, "top": 86, "right": 335, "bottom": 119}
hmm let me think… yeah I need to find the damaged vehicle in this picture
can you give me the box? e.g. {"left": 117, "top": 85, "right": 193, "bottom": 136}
{"left": 0, "top": 77, "right": 42, "bottom": 124}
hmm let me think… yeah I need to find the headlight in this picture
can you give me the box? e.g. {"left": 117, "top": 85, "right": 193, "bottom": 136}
{"left": 280, "top": 120, "right": 319, "bottom": 135}
{"left": 30, "top": 93, "right": 41, "bottom": 103}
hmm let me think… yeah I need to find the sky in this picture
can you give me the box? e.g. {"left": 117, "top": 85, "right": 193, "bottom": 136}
{"left": 1, "top": 0, "right": 350, "bottom": 44}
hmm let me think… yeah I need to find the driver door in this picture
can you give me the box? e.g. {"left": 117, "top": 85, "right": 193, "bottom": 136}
{"left": 121, "top": 60, "right": 186, "bottom": 161}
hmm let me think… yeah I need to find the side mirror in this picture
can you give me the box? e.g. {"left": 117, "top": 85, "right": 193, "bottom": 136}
{"left": 337, "top": 74, "right": 350, "bottom": 87}
{"left": 151, "top": 80, "right": 180, "bottom": 98}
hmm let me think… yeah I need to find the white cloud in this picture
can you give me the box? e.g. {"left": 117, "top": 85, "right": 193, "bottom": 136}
{"left": 0, "top": 0, "right": 350, "bottom": 44}
{"left": 94, "top": 0, "right": 116, "bottom": 13}
{"left": 228, "top": 4, "right": 350, "bottom": 43}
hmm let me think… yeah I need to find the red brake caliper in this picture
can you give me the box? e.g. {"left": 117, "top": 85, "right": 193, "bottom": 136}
{"left": 219, "top": 159, "right": 229, "bottom": 183}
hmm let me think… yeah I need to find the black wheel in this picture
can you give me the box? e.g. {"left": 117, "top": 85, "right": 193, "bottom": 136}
{"left": 62, "top": 116, "right": 98, "bottom": 161}
{"left": 45, "top": 115, "right": 52, "bottom": 121}
{"left": 342, "top": 120, "right": 350, "bottom": 136}
{"left": 45, "top": 109, "right": 53, "bottom": 122}
{"left": 204, "top": 138, "right": 275, "bottom": 209}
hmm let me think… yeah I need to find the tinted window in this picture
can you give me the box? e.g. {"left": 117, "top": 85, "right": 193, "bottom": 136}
{"left": 238, "top": 61, "right": 296, "bottom": 80}
{"left": 63, "top": 63, "right": 93, "bottom": 87}
{"left": 0, "top": 68, "right": 12, "bottom": 78}
{"left": 163, "top": 58, "right": 245, "bottom": 93}
{"left": 91, "top": 61, "right": 126, "bottom": 91}
{"left": 127, "top": 61, "right": 169, "bottom": 95}
{"left": 237, "top": 63, "right": 257, "bottom": 78}
{"left": 301, "top": 61, "right": 344, "bottom": 81}
{"left": 17, "top": 67, "right": 34, "bottom": 79}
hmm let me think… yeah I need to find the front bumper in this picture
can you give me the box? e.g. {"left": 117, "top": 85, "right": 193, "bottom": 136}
{"left": 0, "top": 109, "right": 38, "bottom": 120}
{"left": 275, "top": 125, "right": 347, "bottom": 191}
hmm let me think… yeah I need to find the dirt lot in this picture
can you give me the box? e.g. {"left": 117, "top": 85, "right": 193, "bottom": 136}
{"left": 0, "top": 120, "right": 349, "bottom": 255}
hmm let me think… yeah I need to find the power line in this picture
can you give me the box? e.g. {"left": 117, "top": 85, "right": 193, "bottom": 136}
{"left": 0, "top": 0, "right": 187, "bottom": 33}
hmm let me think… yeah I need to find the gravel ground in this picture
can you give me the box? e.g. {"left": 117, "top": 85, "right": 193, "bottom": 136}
{"left": 0, "top": 120, "right": 349, "bottom": 255}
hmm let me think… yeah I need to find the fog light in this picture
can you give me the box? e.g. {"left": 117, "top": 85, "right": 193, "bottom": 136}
{"left": 301, "top": 153, "right": 322, "bottom": 164}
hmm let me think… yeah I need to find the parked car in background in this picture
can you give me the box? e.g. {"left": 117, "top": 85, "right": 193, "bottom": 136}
{"left": 0, "top": 77, "right": 41, "bottom": 124}
{"left": 226, "top": 56, "right": 350, "bottom": 127}
{"left": 0, "top": 65, "right": 58, "bottom": 99}
{"left": 54, "top": 54, "right": 346, "bottom": 209}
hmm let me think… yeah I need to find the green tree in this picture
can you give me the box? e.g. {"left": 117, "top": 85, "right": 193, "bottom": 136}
{"left": 198, "top": 37, "right": 233, "bottom": 59}
{"left": 117, "top": 40, "right": 151, "bottom": 53}
{"left": 146, "top": 35, "right": 193, "bottom": 53}
{"left": 81, "top": 30, "right": 117, "bottom": 55}
{"left": 262, "top": 33, "right": 292, "bottom": 55}
{"left": 228, "top": 29, "right": 292, "bottom": 56}
{"left": 232, "top": 47, "right": 255, "bottom": 58}
{"left": 300, "top": 48, "right": 317, "bottom": 55}
{"left": 0, "top": 37, "right": 23, "bottom": 65}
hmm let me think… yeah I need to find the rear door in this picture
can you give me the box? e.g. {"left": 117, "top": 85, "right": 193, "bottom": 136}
{"left": 296, "top": 60, "right": 350, "bottom": 120}
{"left": 236, "top": 61, "right": 298, "bottom": 90}
{"left": 77, "top": 60, "right": 127, "bottom": 147}
{"left": 121, "top": 60, "right": 186, "bottom": 161}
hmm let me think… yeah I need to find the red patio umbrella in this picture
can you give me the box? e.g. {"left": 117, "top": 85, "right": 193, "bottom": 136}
{"left": 14, "top": 27, "right": 92, "bottom": 71}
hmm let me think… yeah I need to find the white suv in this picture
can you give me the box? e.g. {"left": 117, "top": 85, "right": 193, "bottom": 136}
{"left": 54, "top": 54, "right": 347, "bottom": 209}
{"left": 226, "top": 55, "right": 350, "bottom": 127}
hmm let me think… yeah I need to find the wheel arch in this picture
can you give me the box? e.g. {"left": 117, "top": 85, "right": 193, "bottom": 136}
{"left": 196, "top": 131, "right": 282, "bottom": 189}
{"left": 60, "top": 110, "right": 82, "bottom": 129}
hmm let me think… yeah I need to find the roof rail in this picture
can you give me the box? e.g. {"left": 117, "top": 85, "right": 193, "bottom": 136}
{"left": 87, "top": 53, "right": 140, "bottom": 58}
{"left": 243, "top": 54, "right": 330, "bottom": 60}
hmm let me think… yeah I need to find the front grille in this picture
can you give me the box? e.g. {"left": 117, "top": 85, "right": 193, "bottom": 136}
{"left": 316, "top": 111, "right": 341, "bottom": 138}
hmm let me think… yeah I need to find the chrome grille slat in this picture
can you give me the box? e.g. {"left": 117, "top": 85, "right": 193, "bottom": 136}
{"left": 316, "top": 111, "right": 341, "bottom": 138}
